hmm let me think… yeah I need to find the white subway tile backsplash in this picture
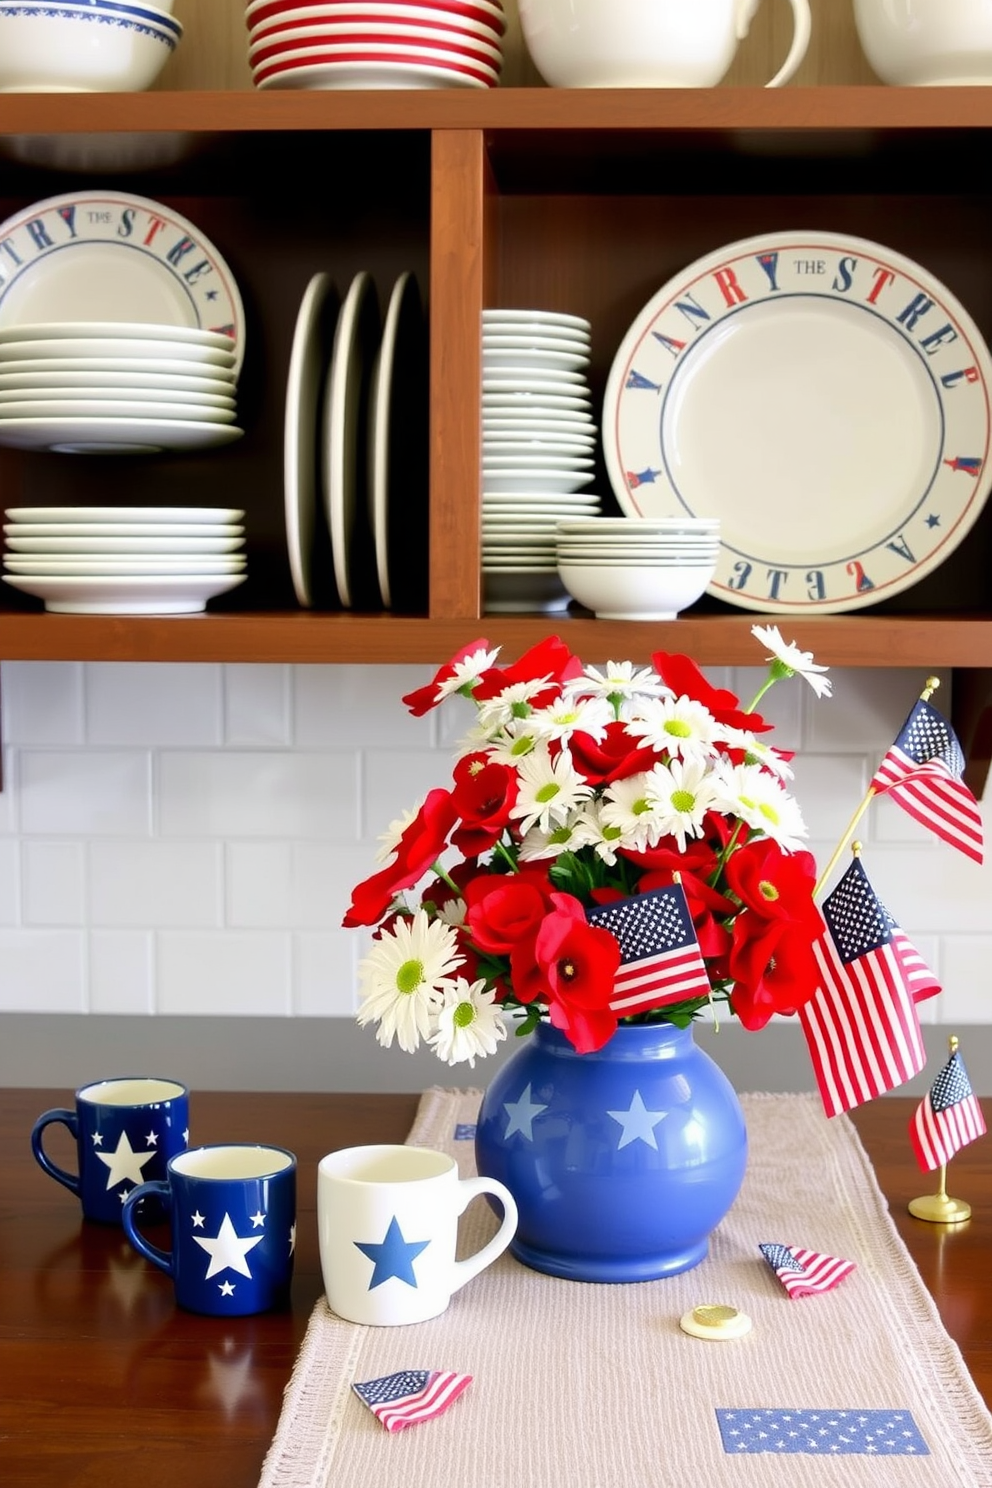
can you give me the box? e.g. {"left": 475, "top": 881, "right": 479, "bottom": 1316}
{"left": 3, "top": 662, "right": 84, "bottom": 745}
{"left": 0, "top": 930, "right": 86, "bottom": 1011}
{"left": 89, "top": 930, "right": 153, "bottom": 1015}
{"left": 22, "top": 842, "right": 85, "bottom": 926}
{"left": 295, "top": 930, "right": 359, "bottom": 1016}
{"left": 159, "top": 752, "right": 360, "bottom": 839}
{"left": 86, "top": 663, "right": 222, "bottom": 745}
{"left": 0, "top": 662, "right": 986, "bottom": 1027}
{"left": 295, "top": 664, "right": 433, "bottom": 747}
{"left": 224, "top": 665, "right": 292, "bottom": 746}
{"left": 19, "top": 752, "right": 152, "bottom": 836}
{"left": 89, "top": 842, "right": 222, "bottom": 927}
{"left": 156, "top": 931, "right": 292, "bottom": 1015}
{"left": 0, "top": 840, "right": 19, "bottom": 924}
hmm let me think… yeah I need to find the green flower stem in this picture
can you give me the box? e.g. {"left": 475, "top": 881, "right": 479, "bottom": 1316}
{"left": 430, "top": 862, "right": 463, "bottom": 897}
{"left": 493, "top": 839, "right": 520, "bottom": 873}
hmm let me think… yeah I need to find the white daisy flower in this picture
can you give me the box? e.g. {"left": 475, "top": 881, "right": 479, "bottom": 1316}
{"left": 474, "top": 677, "right": 554, "bottom": 733}
{"left": 713, "top": 762, "right": 808, "bottom": 851}
{"left": 509, "top": 743, "right": 595, "bottom": 836}
{"left": 356, "top": 911, "right": 464, "bottom": 1054}
{"left": 563, "top": 661, "right": 670, "bottom": 707}
{"left": 527, "top": 693, "right": 614, "bottom": 747}
{"left": 624, "top": 694, "right": 719, "bottom": 763}
{"left": 569, "top": 803, "right": 626, "bottom": 865}
{"left": 435, "top": 644, "right": 501, "bottom": 701}
{"left": 517, "top": 817, "right": 585, "bottom": 862}
{"left": 642, "top": 756, "right": 722, "bottom": 852}
{"left": 751, "top": 623, "right": 832, "bottom": 698}
{"left": 480, "top": 721, "right": 544, "bottom": 765}
{"left": 428, "top": 978, "right": 508, "bottom": 1067}
{"left": 717, "top": 725, "right": 795, "bottom": 779}
{"left": 373, "top": 801, "right": 422, "bottom": 863}
{"left": 599, "top": 771, "right": 668, "bottom": 853}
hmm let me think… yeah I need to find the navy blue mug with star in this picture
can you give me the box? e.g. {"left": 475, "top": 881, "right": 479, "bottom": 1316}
{"left": 121, "top": 1143, "right": 296, "bottom": 1316}
{"left": 31, "top": 1077, "right": 189, "bottom": 1225}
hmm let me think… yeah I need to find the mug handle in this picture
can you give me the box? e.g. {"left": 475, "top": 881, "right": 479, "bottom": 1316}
{"left": 736, "top": 0, "right": 812, "bottom": 88}
{"left": 30, "top": 1109, "right": 80, "bottom": 1196}
{"left": 121, "top": 1181, "right": 175, "bottom": 1276}
{"left": 449, "top": 1176, "right": 518, "bottom": 1294}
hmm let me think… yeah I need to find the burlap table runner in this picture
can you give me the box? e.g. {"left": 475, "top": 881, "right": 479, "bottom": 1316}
{"left": 258, "top": 1091, "right": 992, "bottom": 1488}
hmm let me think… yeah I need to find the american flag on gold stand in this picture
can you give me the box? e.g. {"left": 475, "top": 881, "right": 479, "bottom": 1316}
{"left": 799, "top": 856, "right": 927, "bottom": 1118}
{"left": 871, "top": 697, "right": 983, "bottom": 865}
{"left": 909, "top": 1048, "right": 986, "bottom": 1173}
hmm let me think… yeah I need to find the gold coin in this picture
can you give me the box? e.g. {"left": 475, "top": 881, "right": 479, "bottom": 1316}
{"left": 692, "top": 1305, "right": 739, "bottom": 1327}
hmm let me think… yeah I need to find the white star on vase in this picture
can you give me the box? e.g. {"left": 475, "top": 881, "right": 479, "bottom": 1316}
{"left": 503, "top": 1083, "right": 548, "bottom": 1141}
{"left": 607, "top": 1090, "right": 667, "bottom": 1150}
{"left": 193, "top": 1212, "right": 264, "bottom": 1280}
{"left": 219, "top": 1281, "right": 236, "bottom": 1297}
{"left": 249, "top": 1211, "right": 266, "bottom": 1229}
{"left": 95, "top": 1131, "right": 158, "bottom": 1190}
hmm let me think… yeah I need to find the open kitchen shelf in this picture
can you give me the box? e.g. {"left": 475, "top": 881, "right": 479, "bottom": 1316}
{"left": 0, "top": 87, "right": 991, "bottom": 786}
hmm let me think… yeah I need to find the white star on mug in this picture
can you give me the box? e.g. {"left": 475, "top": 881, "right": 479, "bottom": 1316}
{"left": 95, "top": 1131, "right": 157, "bottom": 1190}
{"left": 193, "top": 1213, "right": 264, "bottom": 1280}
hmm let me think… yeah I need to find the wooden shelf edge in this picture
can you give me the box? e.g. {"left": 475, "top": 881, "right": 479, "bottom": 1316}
{"left": 1, "top": 611, "right": 991, "bottom": 667}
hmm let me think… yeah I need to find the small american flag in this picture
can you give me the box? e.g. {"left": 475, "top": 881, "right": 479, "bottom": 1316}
{"left": 759, "top": 1242, "right": 856, "bottom": 1298}
{"left": 352, "top": 1369, "right": 472, "bottom": 1433}
{"left": 871, "top": 698, "right": 983, "bottom": 864}
{"left": 586, "top": 883, "right": 711, "bottom": 1016}
{"left": 909, "top": 1049, "right": 987, "bottom": 1172}
{"left": 799, "top": 858, "right": 926, "bottom": 1118}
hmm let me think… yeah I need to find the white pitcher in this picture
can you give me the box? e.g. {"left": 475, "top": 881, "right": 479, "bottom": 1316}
{"left": 517, "top": 0, "right": 812, "bottom": 89}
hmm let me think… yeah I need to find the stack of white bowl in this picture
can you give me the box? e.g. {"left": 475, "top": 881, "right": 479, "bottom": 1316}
{"left": 0, "top": 323, "right": 243, "bottom": 455}
{"left": 555, "top": 517, "right": 720, "bottom": 620}
{"left": 0, "top": 0, "right": 181, "bottom": 92}
{"left": 2, "top": 506, "right": 247, "bottom": 614}
{"left": 482, "top": 307, "right": 598, "bottom": 612}
{"left": 245, "top": 0, "right": 506, "bottom": 90}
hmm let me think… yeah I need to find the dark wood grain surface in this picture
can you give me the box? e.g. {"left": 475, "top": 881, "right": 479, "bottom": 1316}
{"left": 2, "top": 1089, "right": 988, "bottom": 1488}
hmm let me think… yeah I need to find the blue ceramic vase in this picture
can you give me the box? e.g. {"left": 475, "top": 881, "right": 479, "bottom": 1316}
{"left": 475, "top": 1020, "right": 747, "bottom": 1282}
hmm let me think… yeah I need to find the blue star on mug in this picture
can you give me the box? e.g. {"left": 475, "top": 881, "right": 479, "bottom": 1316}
{"left": 354, "top": 1216, "right": 429, "bottom": 1289}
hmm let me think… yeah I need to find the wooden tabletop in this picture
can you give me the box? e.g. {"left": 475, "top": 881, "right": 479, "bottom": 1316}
{"left": 2, "top": 1089, "right": 989, "bottom": 1488}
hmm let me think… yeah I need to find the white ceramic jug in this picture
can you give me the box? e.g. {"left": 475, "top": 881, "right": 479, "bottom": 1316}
{"left": 517, "top": 0, "right": 812, "bottom": 89}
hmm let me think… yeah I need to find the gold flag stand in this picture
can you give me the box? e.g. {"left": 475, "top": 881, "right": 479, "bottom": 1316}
{"left": 908, "top": 1036, "right": 972, "bottom": 1224}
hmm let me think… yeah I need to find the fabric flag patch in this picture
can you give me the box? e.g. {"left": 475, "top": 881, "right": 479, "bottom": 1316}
{"left": 715, "top": 1408, "right": 929, "bottom": 1456}
{"left": 759, "top": 1242, "right": 856, "bottom": 1298}
{"left": 799, "top": 856, "right": 926, "bottom": 1117}
{"left": 587, "top": 882, "right": 711, "bottom": 1017}
{"left": 453, "top": 1123, "right": 477, "bottom": 1141}
{"left": 871, "top": 696, "right": 983, "bottom": 864}
{"left": 352, "top": 1369, "right": 473, "bottom": 1433}
{"left": 909, "top": 1048, "right": 987, "bottom": 1172}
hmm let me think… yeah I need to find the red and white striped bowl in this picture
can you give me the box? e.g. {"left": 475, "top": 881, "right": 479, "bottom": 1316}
{"left": 249, "top": 20, "right": 502, "bottom": 69}
{"left": 252, "top": 38, "right": 500, "bottom": 87}
{"left": 245, "top": 0, "right": 506, "bottom": 40}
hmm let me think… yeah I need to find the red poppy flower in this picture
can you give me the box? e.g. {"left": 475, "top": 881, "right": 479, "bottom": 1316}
{"left": 724, "top": 839, "right": 821, "bottom": 932}
{"left": 473, "top": 635, "right": 583, "bottom": 710}
{"left": 464, "top": 873, "right": 552, "bottom": 955}
{"left": 651, "top": 651, "right": 772, "bottom": 733}
{"left": 450, "top": 753, "right": 519, "bottom": 856}
{"left": 568, "top": 721, "right": 657, "bottom": 785}
{"left": 524, "top": 894, "right": 621, "bottom": 1053}
{"left": 342, "top": 788, "right": 456, "bottom": 927}
{"left": 402, "top": 638, "right": 492, "bottom": 717}
{"left": 729, "top": 914, "right": 822, "bottom": 1029}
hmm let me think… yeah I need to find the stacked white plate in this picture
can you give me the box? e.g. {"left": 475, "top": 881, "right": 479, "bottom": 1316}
{"left": 246, "top": 0, "right": 506, "bottom": 90}
{"left": 482, "top": 307, "right": 598, "bottom": 612}
{"left": 2, "top": 506, "right": 247, "bottom": 614}
{"left": 0, "top": 323, "right": 243, "bottom": 455}
{"left": 555, "top": 517, "right": 721, "bottom": 620}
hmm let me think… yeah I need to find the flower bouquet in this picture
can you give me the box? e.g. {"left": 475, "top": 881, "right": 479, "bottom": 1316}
{"left": 343, "top": 625, "right": 832, "bottom": 1065}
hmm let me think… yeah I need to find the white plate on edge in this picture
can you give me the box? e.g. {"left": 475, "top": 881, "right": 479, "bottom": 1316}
{"left": 284, "top": 271, "right": 339, "bottom": 607}
{"left": 0, "top": 369, "right": 236, "bottom": 395}
{"left": 603, "top": 229, "right": 992, "bottom": 614}
{"left": 4, "top": 556, "right": 247, "bottom": 575}
{"left": 0, "top": 417, "right": 245, "bottom": 454}
{"left": 0, "top": 356, "right": 237, "bottom": 383}
{"left": 0, "top": 400, "right": 237, "bottom": 424}
{"left": 0, "top": 191, "right": 246, "bottom": 374}
{"left": 483, "top": 471, "right": 597, "bottom": 493}
{"left": 2, "top": 572, "right": 247, "bottom": 614}
{"left": 483, "top": 309, "right": 590, "bottom": 330}
{"left": 0, "top": 339, "right": 236, "bottom": 368}
{"left": 369, "top": 270, "right": 428, "bottom": 612}
{"left": 0, "top": 322, "right": 236, "bottom": 350}
{"left": 0, "top": 386, "right": 237, "bottom": 410}
{"left": 5, "top": 507, "right": 244, "bottom": 524}
{"left": 323, "top": 269, "right": 381, "bottom": 609}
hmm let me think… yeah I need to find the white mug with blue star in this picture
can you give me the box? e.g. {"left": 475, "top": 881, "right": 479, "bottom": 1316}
{"left": 31, "top": 1077, "right": 189, "bottom": 1225}
{"left": 318, "top": 1144, "right": 518, "bottom": 1326}
{"left": 120, "top": 1143, "right": 296, "bottom": 1316}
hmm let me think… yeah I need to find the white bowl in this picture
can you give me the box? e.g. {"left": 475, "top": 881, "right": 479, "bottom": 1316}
{"left": 0, "top": 3, "right": 180, "bottom": 91}
{"left": 557, "top": 559, "right": 715, "bottom": 619}
{"left": 853, "top": 0, "right": 992, "bottom": 85}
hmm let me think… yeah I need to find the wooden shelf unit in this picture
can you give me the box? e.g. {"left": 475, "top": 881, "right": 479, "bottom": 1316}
{"left": 0, "top": 88, "right": 991, "bottom": 785}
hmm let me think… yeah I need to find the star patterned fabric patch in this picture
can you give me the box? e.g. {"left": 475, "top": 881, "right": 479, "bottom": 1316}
{"left": 715, "top": 1408, "right": 929, "bottom": 1455}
